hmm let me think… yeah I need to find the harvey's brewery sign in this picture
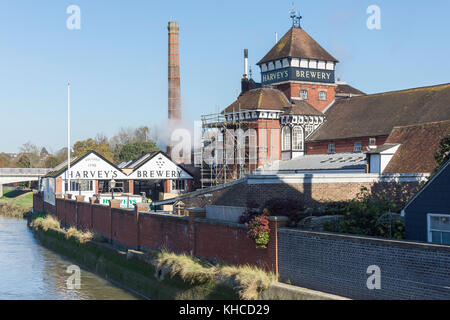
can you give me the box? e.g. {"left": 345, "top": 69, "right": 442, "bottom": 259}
{"left": 65, "top": 152, "right": 128, "bottom": 180}
{"left": 261, "top": 67, "right": 335, "bottom": 85}
{"left": 128, "top": 153, "right": 192, "bottom": 180}
{"left": 62, "top": 151, "right": 192, "bottom": 181}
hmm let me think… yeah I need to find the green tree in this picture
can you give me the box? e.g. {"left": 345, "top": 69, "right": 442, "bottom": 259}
{"left": 17, "top": 154, "right": 31, "bottom": 168}
{"left": 44, "top": 155, "right": 61, "bottom": 168}
{"left": 19, "top": 142, "right": 40, "bottom": 167}
{"left": 434, "top": 134, "right": 450, "bottom": 166}
{"left": 0, "top": 153, "right": 12, "bottom": 168}
{"left": 116, "top": 141, "right": 159, "bottom": 162}
{"left": 73, "top": 138, "right": 113, "bottom": 162}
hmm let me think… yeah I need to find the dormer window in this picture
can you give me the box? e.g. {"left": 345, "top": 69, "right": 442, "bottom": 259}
{"left": 300, "top": 89, "right": 308, "bottom": 100}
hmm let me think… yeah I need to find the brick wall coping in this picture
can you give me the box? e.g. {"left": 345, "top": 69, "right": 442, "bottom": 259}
{"left": 195, "top": 218, "right": 248, "bottom": 229}
{"left": 111, "top": 207, "right": 134, "bottom": 213}
{"left": 247, "top": 173, "right": 429, "bottom": 184}
{"left": 279, "top": 228, "right": 450, "bottom": 252}
{"left": 196, "top": 216, "right": 289, "bottom": 229}
{"left": 139, "top": 211, "right": 189, "bottom": 222}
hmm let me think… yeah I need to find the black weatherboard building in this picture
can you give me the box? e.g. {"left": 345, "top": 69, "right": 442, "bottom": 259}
{"left": 403, "top": 160, "right": 450, "bottom": 244}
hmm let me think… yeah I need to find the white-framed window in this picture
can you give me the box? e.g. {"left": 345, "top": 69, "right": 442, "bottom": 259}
{"left": 292, "top": 126, "right": 304, "bottom": 151}
{"left": 300, "top": 89, "right": 308, "bottom": 100}
{"left": 172, "top": 180, "right": 186, "bottom": 193}
{"left": 328, "top": 143, "right": 335, "bottom": 153}
{"left": 319, "top": 91, "right": 327, "bottom": 101}
{"left": 428, "top": 214, "right": 450, "bottom": 245}
{"left": 65, "top": 180, "right": 94, "bottom": 192}
{"left": 354, "top": 142, "right": 362, "bottom": 152}
{"left": 282, "top": 126, "right": 291, "bottom": 151}
{"left": 304, "top": 125, "right": 314, "bottom": 138}
{"left": 369, "top": 137, "right": 376, "bottom": 146}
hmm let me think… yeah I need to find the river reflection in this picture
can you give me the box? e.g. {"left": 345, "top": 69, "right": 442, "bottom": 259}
{"left": 0, "top": 216, "right": 139, "bottom": 300}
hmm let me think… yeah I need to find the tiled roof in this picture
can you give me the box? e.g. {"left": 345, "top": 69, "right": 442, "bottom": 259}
{"left": 44, "top": 151, "right": 121, "bottom": 178}
{"left": 335, "top": 83, "right": 366, "bottom": 97}
{"left": 308, "top": 83, "right": 450, "bottom": 141}
{"left": 283, "top": 99, "right": 324, "bottom": 116}
{"left": 257, "top": 27, "right": 338, "bottom": 65}
{"left": 383, "top": 120, "right": 450, "bottom": 174}
{"left": 222, "top": 88, "right": 291, "bottom": 114}
{"left": 120, "top": 152, "right": 158, "bottom": 169}
{"left": 366, "top": 143, "right": 400, "bottom": 154}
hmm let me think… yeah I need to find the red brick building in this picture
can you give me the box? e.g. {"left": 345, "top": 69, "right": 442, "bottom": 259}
{"left": 307, "top": 84, "right": 450, "bottom": 155}
{"left": 200, "top": 18, "right": 450, "bottom": 186}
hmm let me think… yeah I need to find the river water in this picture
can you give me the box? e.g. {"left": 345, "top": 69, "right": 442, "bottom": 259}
{"left": 0, "top": 216, "right": 139, "bottom": 300}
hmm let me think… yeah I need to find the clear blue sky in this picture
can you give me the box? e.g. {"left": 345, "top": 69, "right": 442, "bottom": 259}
{"left": 1, "top": 0, "right": 449, "bottom": 153}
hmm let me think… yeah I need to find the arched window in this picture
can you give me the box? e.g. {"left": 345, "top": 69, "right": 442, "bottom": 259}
{"left": 282, "top": 126, "right": 291, "bottom": 151}
{"left": 292, "top": 126, "right": 304, "bottom": 151}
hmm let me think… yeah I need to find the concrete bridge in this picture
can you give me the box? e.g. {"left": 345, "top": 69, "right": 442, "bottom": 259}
{"left": 0, "top": 168, "right": 52, "bottom": 197}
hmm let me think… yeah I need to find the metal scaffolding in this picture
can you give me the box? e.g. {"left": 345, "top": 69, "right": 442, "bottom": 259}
{"left": 199, "top": 106, "right": 274, "bottom": 189}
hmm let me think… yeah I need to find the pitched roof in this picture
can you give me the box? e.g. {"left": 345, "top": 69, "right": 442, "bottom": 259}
{"left": 335, "top": 83, "right": 366, "bottom": 97}
{"left": 282, "top": 99, "right": 323, "bottom": 116}
{"left": 382, "top": 120, "right": 450, "bottom": 174}
{"left": 44, "top": 150, "right": 122, "bottom": 178}
{"left": 256, "top": 152, "right": 366, "bottom": 173}
{"left": 365, "top": 143, "right": 400, "bottom": 154}
{"left": 222, "top": 88, "right": 291, "bottom": 114}
{"left": 126, "top": 151, "right": 194, "bottom": 179}
{"left": 402, "top": 159, "right": 450, "bottom": 213}
{"left": 257, "top": 27, "right": 338, "bottom": 65}
{"left": 308, "top": 83, "right": 450, "bottom": 141}
{"left": 119, "top": 152, "right": 159, "bottom": 169}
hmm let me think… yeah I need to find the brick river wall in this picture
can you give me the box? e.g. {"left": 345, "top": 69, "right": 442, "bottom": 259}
{"left": 34, "top": 193, "right": 449, "bottom": 299}
{"left": 33, "top": 194, "right": 284, "bottom": 272}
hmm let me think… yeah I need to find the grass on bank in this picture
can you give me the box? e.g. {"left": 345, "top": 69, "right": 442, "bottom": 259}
{"left": 0, "top": 190, "right": 33, "bottom": 218}
{"left": 0, "top": 189, "right": 33, "bottom": 218}
{"left": 30, "top": 214, "right": 94, "bottom": 244}
{"left": 30, "top": 213, "right": 277, "bottom": 300}
{"left": 156, "top": 251, "right": 277, "bottom": 300}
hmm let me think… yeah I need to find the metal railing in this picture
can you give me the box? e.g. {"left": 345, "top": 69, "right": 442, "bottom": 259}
{"left": 0, "top": 168, "right": 52, "bottom": 175}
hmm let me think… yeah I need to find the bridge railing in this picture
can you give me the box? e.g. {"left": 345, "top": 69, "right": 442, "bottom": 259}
{"left": 0, "top": 168, "right": 53, "bottom": 175}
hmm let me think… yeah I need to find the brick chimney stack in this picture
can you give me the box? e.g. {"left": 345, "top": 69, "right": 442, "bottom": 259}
{"left": 168, "top": 21, "right": 181, "bottom": 121}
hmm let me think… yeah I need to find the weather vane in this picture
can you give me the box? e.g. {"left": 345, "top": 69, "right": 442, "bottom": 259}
{"left": 289, "top": 3, "right": 302, "bottom": 28}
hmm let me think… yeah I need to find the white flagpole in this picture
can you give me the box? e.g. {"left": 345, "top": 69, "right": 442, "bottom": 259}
{"left": 67, "top": 83, "right": 71, "bottom": 194}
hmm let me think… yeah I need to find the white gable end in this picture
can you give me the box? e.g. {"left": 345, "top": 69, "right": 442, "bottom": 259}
{"left": 58, "top": 152, "right": 128, "bottom": 180}
{"left": 128, "top": 153, "right": 192, "bottom": 180}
